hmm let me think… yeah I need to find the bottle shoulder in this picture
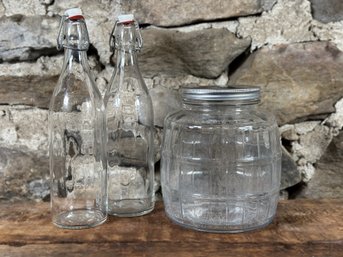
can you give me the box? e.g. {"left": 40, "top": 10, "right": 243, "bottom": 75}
{"left": 104, "top": 80, "right": 152, "bottom": 111}
{"left": 50, "top": 74, "right": 103, "bottom": 112}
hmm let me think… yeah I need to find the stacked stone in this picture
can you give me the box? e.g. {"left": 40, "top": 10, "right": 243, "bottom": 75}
{"left": 0, "top": 0, "right": 342, "bottom": 201}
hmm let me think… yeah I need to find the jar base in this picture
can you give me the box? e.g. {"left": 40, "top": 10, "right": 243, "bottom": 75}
{"left": 107, "top": 199, "right": 155, "bottom": 217}
{"left": 53, "top": 208, "right": 107, "bottom": 229}
{"left": 166, "top": 212, "right": 275, "bottom": 233}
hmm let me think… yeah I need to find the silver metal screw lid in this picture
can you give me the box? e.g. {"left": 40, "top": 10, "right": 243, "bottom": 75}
{"left": 181, "top": 86, "right": 261, "bottom": 104}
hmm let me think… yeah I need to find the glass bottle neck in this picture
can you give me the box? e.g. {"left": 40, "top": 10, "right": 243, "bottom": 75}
{"left": 115, "top": 48, "right": 139, "bottom": 69}
{"left": 62, "top": 48, "right": 89, "bottom": 69}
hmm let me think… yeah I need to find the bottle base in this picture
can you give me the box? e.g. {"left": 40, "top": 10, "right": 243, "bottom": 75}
{"left": 53, "top": 209, "right": 107, "bottom": 229}
{"left": 166, "top": 212, "right": 275, "bottom": 233}
{"left": 107, "top": 199, "right": 155, "bottom": 217}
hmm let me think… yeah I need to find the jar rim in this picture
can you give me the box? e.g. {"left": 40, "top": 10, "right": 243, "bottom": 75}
{"left": 181, "top": 86, "right": 261, "bottom": 104}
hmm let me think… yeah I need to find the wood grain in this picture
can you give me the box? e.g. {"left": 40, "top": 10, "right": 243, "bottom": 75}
{"left": 0, "top": 200, "right": 342, "bottom": 257}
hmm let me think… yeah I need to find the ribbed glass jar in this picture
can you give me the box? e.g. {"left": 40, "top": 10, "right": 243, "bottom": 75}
{"left": 161, "top": 87, "right": 281, "bottom": 233}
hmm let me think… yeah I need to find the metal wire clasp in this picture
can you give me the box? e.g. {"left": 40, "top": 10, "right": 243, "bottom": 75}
{"left": 56, "top": 14, "right": 90, "bottom": 51}
{"left": 109, "top": 18, "right": 143, "bottom": 53}
{"left": 57, "top": 14, "right": 68, "bottom": 51}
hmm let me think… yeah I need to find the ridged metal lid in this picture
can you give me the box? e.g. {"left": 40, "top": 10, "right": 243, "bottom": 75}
{"left": 181, "top": 86, "right": 261, "bottom": 104}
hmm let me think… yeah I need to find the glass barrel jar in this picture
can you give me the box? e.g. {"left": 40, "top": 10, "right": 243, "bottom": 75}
{"left": 161, "top": 87, "right": 281, "bottom": 233}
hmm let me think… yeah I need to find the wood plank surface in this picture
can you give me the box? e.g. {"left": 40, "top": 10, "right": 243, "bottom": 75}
{"left": 0, "top": 200, "right": 342, "bottom": 257}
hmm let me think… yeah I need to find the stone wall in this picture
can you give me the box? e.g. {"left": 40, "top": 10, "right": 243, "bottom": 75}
{"left": 0, "top": 0, "right": 342, "bottom": 201}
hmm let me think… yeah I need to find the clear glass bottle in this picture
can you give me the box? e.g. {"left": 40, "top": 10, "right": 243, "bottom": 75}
{"left": 104, "top": 14, "right": 155, "bottom": 216}
{"left": 49, "top": 8, "right": 107, "bottom": 229}
{"left": 161, "top": 87, "right": 281, "bottom": 233}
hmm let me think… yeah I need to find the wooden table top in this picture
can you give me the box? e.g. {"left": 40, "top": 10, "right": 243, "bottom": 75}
{"left": 0, "top": 199, "right": 342, "bottom": 257}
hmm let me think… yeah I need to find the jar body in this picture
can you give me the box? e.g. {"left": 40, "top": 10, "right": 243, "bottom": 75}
{"left": 161, "top": 104, "right": 281, "bottom": 233}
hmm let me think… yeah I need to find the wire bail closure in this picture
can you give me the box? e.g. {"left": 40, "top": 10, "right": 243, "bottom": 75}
{"left": 56, "top": 14, "right": 90, "bottom": 51}
{"left": 109, "top": 18, "right": 143, "bottom": 53}
{"left": 57, "top": 14, "right": 68, "bottom": 51}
